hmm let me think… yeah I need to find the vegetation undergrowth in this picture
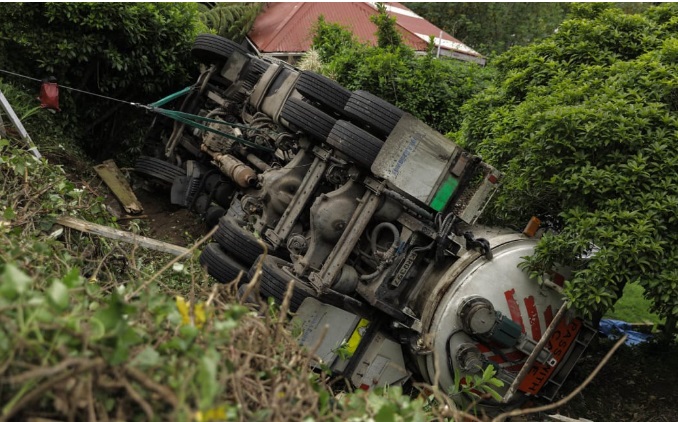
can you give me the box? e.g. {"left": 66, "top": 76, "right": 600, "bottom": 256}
{"left": 0, "top": 130, "right": 400, "bottom": 420}
{"left": 1, "top": 78, "right": 496, "bottom": 422}
{"left": 605, "top": 283, "right": 663, "bottom": 325}
{"left": 0, "top": 3, "right": 202, "bottom": 160}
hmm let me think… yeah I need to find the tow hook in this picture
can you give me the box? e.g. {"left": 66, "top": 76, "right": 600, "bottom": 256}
{"left": 464, "top": 231, "right": 493, "bottom": 260}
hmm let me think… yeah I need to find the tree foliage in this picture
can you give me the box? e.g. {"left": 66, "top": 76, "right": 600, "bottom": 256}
{"left": 311, "top": 16, "right": 360, "bottom": 64}
{"left": 311, "top": 12, "right": 494, "bottom": 135}
{"left": 198, "top": 2, "right": 261, "bottom": 43}
{"left": 458, "top": 3, "right": 678, "bottom": 329}
{"left": 0, "top": 3, "right": 201, "bottom": 158}
{"left": 405, "top": 2, "right": 570, "bottom": 56}
{"left": 370, "top": 3, "right": 403, "bottom": 49}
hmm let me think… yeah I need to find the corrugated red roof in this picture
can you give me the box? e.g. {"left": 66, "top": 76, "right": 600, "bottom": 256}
{"left": 248, "top": 2, "right": 482, "bottom": 59}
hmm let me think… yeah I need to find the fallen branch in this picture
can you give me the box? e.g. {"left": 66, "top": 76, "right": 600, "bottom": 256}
{"left": 492, "top": 334, "right": 628, "bottom": 422}
{"left": 121, "top": 375, "right": 154, "bottom": 420}
{"left": 125, "top": 366, "right": 179, "bottom": 408}
{"left": 5, "top": 357, "right": 89, "bottom": 385}
{"left": 56, "top": 215, "right": 189, "bottom": 257}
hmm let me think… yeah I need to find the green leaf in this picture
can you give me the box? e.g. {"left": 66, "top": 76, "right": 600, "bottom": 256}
{"left": 198, "top": 348, "right": 220, "bottom": 409}
{"left": 487, "top": 377, "right": 505, "bottom": 387}
{"left": 374, "top": 402, "right": 398, "bottom": 422}
{"left": 92, "top": 306, "right": 121, "bottom": 333}
{"left": 109, "top": 325, "right": 142, "bottom": 365}
{"left": 0, "top": 264, "right": 33, "bottom": 299}
{"left": 62, "top": 267, "right": 81, "bottom": 288}
{"left": 47, "top": 279, "right": 69, "bottom": 310}
{"left": 130, "top": 346, "right": 161, "bottom": 368}
{"left": 179, "top": 323, "right": 199, "bottom": 341}
{"left": 3, "top": 207, "right": 16, "bottom": 220}
{"left": 87, "top": 317, "right": 106, "bottom": 340}
{"left": 482, "top": 384, "right": 504, "bottom": 402}
{"left": 482, "top": 363, "right": 496, "bottom": 382}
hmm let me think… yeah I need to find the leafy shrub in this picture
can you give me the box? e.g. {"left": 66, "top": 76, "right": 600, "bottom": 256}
{"left": 0, "top": 3, "right": 202, "bottom": 158}
{"left": 311, "top": 14, "right": 495, "bottom": 135}
{"left": 405, "top": 3, "right": 570, "bottom": 57}
{"left": 458, "top": 3, "right": 678, "bottom": 331}
{"left": 198, "top": 3, "right": 261, "bottom": 43}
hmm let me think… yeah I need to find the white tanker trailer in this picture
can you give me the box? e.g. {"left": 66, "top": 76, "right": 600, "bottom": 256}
{"left": 139, "top": 34, "right": 595, "bottom": 413}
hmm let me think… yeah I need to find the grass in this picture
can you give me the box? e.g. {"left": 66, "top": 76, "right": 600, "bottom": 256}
{"left": 605, "top": 283, "right": 664, "bottom": 324}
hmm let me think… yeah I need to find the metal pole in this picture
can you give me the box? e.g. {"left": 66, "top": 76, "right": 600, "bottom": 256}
{"left": 0, "top": 89, "right": 41, "bottom": 159}
{"left": 436, "top": 31, "right": 443, "bottom": 58}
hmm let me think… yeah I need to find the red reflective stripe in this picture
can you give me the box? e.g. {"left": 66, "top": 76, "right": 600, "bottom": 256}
{"left": 544, "top": 305, "right": 554, "bottom": 326}
{"left": 524, "top": 296, "right": 542, "bottom": 340}
{"left": 505, "top": 364, "right": 524, "bottom": 372}
{"left": 476, "top": 343, "right": 491, "bottom": 353}
{"left": 504, "top": 289, "right": 525, "bottom": 332}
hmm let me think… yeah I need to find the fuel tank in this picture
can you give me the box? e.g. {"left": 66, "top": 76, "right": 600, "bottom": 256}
{"left": 412, "top": 230, "right": 591, "bottom": 406}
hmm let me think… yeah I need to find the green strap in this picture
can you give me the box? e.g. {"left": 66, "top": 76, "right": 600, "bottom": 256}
{"left": 156, "top": 108, "right": 267, "bottom": 133}
{"left": 154, "top": 108, "right": 274, "bottom": 152}
{"left": 149, "top": 86, "right": 192, "bottom": 108}
{"left": 147, "top": 87, "right": 277, "bottom": 152}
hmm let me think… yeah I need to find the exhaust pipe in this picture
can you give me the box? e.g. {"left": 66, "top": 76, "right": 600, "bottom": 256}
{"left": 201, "top": 146, "right": 258, "bottom": 188}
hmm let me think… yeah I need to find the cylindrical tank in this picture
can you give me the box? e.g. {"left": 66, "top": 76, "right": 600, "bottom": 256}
{"left": 412, "top": 231, "right": 573, "bottom": 405}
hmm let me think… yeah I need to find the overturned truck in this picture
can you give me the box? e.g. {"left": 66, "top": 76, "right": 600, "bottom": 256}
{"left": 138, "top": 35, "right": 595, "bottom": 412}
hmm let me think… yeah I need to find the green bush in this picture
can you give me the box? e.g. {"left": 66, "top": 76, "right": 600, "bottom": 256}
{"left": 312, "top": 14, "right": 495, "bottom": 135}
{"left": 458, "top": 3, "right": 678, "bottom": 331}
{"left": 198, "top": 3, "right": 261, "bottom": 43}
{"left": 405, "top": 3, "right": 570, "bottom": 57}
{"left": 0, "top": 3, "right": 202, "bottom": 158}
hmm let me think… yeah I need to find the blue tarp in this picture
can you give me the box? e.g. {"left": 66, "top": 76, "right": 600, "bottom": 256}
{"left": 598, "top": 319, "right": 653, "bottom": 345}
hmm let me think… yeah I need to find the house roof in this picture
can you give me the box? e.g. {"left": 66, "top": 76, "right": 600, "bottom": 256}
{"left": 248, "top": 2, "right": 484, "bottom": 64}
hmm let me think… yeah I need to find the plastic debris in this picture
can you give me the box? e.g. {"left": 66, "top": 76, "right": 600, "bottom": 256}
{"left": 599, "top": 319, "right": 653, "bottom": 345}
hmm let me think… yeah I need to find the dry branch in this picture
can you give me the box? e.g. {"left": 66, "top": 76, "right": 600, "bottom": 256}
{"left": 492, "top": 335, "right": 628, "bottom": 422}
{"left": 0, "top": 358, "right": 105, "bottom": 422}
{"left": 57, "top": 215, "right": 190, "bottom": 257}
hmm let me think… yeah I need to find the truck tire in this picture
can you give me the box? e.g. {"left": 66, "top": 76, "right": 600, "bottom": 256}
{"left": 343, "top": 90, "right": 404, "bottom": 138}
{"left": 248, "top": 255, "right": 316, "bottom": 311}
{"left": 295, "top": 71, "right": 351, "bottom": 117}
{"left": 200, "top": 243, "right": 249, "bottom": 284}
{"left": 191, "top": 34, "right": 248, "bottom": 64}
{"left": 280, "top": 97, "right": 337, "bottom": 142}
{"left": 205, "top": 205, "right": 227, "bottom": 229}
{"left": 213, "top": 215, "right": 267, "bottom": 266}
{"left": 326, "top": 120, "right": 383, "bottom": 168}
{"left": 134, "top": 156, "right": 185, "bottom": 184}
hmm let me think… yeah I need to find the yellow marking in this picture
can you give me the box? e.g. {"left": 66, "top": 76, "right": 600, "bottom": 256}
{"left": 346, "top": 318, "right": 370, "bottom": 355}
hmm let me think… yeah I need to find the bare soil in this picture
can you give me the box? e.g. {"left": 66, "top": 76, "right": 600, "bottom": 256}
{"left": 557, "top": 340, "right": 678, "bottom": 422}
{"left": 131, "top": 187, "right": 206, "bottom": 247}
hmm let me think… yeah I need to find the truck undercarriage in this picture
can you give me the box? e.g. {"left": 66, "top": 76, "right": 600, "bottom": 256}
{"left": 137, "top": 34, "right": 595, "bottom": 413}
